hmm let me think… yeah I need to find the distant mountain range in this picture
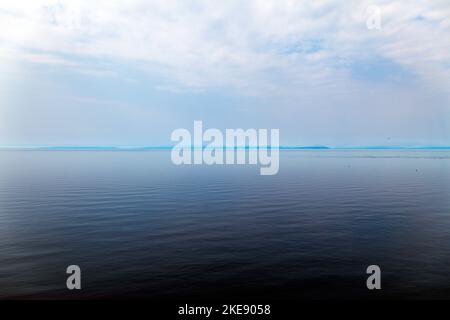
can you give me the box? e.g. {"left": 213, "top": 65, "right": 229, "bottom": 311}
{"left": 0, "top": 145, "right": 449, "bottom": 150}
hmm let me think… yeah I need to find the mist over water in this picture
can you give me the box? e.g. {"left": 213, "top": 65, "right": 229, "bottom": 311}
{"left": 0, "top": 150, "right": 449, "bottom": 299}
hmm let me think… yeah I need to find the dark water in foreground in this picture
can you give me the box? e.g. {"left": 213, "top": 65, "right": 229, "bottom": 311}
{"left": 0, "top": 150, "right": 449, "bottom": 300}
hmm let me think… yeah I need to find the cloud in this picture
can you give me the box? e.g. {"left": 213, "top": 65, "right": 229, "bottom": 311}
{"left": 0, "top": 0, "right": 449, "bottom": 94}
{"left": 0, "top": 1, "right": 449, "bottom": 146}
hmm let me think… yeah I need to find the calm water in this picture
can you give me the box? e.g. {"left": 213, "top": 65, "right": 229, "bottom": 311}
{"left": 0, "top": 150, "right": 449, "bottom": 300}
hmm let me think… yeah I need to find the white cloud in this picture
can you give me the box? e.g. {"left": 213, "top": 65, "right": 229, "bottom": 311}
{"left": 0, "top": 0, "right": 449, "bottom": 94}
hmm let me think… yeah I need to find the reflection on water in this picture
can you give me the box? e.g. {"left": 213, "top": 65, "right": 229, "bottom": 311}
{"left": 0, "top": 150, "right": 449, "bottom": 299}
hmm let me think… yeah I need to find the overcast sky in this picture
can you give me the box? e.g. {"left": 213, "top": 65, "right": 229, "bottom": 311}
{"left": 0, "top": 0, "right": 449, "bottom": 146}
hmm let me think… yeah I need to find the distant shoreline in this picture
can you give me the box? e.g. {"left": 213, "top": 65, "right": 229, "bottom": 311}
{"left": 1, "top": 146, "right": 450, "bottom": 151}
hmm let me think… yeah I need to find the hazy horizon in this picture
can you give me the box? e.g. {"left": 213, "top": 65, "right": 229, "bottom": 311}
{"left": 1, "top": 144, "right": 450, "bottom": 150}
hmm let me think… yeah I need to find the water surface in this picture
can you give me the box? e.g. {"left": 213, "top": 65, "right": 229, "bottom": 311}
{"left": 0, "top": 150, "right": 449, "bottom": 299}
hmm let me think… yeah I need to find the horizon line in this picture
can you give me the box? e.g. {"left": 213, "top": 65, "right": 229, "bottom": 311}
{"left": 1, "top": 145, "right": 450, "bottom": 150}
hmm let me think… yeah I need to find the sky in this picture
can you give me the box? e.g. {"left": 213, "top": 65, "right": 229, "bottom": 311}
{"left": 0, "top": 0, "right": 449, "bottom": 147}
